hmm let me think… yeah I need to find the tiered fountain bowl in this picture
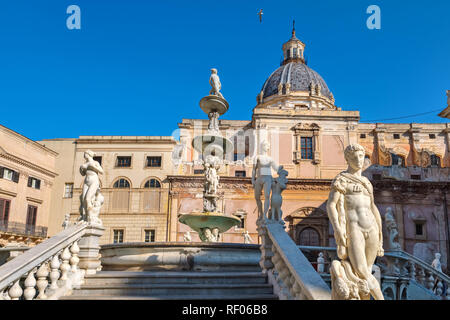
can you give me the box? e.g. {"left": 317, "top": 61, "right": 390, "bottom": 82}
{"left": 178, "top": 93, "right": 241, "bottom": 242}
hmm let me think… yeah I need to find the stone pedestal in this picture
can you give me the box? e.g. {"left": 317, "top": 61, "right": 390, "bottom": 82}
{"left": 78, "top": 224, "right": 105, "bottom": 275}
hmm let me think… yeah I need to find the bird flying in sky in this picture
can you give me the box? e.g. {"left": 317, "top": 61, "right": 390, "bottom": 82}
{"left": 258, "top": 9, "right": 263, "bottom": 23}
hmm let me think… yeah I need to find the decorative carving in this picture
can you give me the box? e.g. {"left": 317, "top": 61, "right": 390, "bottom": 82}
{"left": 384, "top": 207, "right": 401, "bottom": 251}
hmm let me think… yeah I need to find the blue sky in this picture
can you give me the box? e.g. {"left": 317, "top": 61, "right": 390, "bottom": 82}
{"left": 0, "top": 0, "right": 449, "bottom": 141}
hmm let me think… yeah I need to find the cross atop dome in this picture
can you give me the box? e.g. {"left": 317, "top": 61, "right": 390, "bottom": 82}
{"left": 282, "top": 20, "right": 305, "bottom": 65}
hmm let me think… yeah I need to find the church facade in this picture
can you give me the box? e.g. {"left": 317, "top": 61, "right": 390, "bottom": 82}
{"left": 2, "top": 29, "right": 447, "bottom": 273}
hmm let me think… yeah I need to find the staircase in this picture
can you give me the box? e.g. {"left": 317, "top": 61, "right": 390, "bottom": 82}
{"left": 63, "top": 270, "right": 278, "bottom": 300}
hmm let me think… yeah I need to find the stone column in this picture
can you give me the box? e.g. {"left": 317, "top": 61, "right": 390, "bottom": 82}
{"left": 78, "top": 224, "right": 105, "bottom": 275}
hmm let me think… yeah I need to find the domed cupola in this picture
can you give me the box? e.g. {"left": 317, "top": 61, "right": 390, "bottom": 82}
{"left": 256, "top": 22, "right": 335, "bottom": 109}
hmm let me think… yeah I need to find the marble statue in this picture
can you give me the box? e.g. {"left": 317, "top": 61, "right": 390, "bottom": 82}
{"left": 204, "top": 155, "right": 220, "bottom": 195}
{"left": 317, "top": 252, "right": 325, "bottom": 273}
{"left": 268, "top": 166, "right": 288, "bottom": 221}
{"left": 243, "top": 231, "right": 253, "bottom": 244}
{"left": 212, "top": 227, "right": 220, "bottom": 242}
{"left": 209, "top": 68, "right": 223, "bottom": 98}
{"left": 199, "top": 227, "right": 216, "bottom": 242}
{"left": 79, "top": 150, "right": 104, "bottom": 224}
{"left": 252, "top": 140, "right": 280, "bottom": 221}
{"left": 431, "top": 252, "right": 442, "bottom": 272}
{"left": 183, "top": 231, "right": 191, "bottom": 242}
{"left": 62, "top": 213, "right": 70, "bottom": 230}
{"left": 89, "top": 188, "right": 104, "bottom": 225}
{"left": 384, "top": 207, "right": 401, "bottom": 251}
{"left": 327, "top": 143, "right": 384, "bottom": 300}
{"left": 208, "top": 111, "right": 220, "bottom": 132}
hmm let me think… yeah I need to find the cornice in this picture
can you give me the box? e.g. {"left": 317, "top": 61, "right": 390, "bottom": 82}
{"left": 0, "top": 151, "right": 58, "bottom": 178}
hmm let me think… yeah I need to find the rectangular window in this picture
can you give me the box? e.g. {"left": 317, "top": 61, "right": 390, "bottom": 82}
{"left": 0, "top": 167, "right": 19, "bottom": 183}
{"left": 300, "top": 137, "right": 313, "bottom": 160}
{"left": 144, "top": 229, "right": 155, "bottom": 243}
{"left": 26, "top": 205, "right": 38, "bottom": 234}
{"left": 116, "top": 156, "right": 131, "bottom": 167}
{"left": 194, "top": 169, "right": 204, "bottom": 175}
{"left": 293, "top": 48, "right": 298, "bottom": 58}
{"left": 411, "top": 174, "right": 421, "bottom": 180}
{"left": 93, "top": 156, "right": 102, "bottom": 166}
{"left": 27, "top": 177, "right": 41, "bottom": 190}
{"left": 64, "top": 183, "right": 74, "bottom": 198}
{"left": 0, "top": 198, "right": 11, "bottom": 229}
{"left": 429, "top": 134, "right": 436, "bottom": 139}
{"left": 113, "top": 229, "right": 124, "bottom": 243}
{"left": 415, "top": 223, "right": 423, "bottom": 236}
{"left": 235, "top": 170, "right": 246, "bottom": 177}
{"left": 146, "top": 156, "right": 162, "bottom": 168}
{"left": 360, "top": 134, "right": 366, "bottom": 139}
{"left": 393, "top": 134, "right": 400, "bottom": 139}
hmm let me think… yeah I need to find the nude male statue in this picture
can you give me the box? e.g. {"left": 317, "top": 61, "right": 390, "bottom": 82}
{"left": 209, "top": 68, "right": 223, "bottom": 98}
{"left": 327, "top": 143, "right": 384, "bottom": 300}
{"left": 79, "top": 150, "right": 104, "bottom": 222}
{"left": 252, "top": 140, "right": 280, "bottom": 221}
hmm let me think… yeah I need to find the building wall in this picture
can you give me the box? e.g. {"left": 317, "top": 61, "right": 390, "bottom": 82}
{"left": 0, "top": 125, "right": 57, "bottom": 246}
{"left": 42, "top": 136, "right": 177, "bottom": 245}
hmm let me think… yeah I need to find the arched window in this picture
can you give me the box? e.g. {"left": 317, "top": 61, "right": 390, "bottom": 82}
{"left": 298, "top": 227, "right": 320, "bottom": 246}
{"left": 144, "top": 179, "right": 161, "bottom": 188}
{"left": 391, "top": 153, "right": 404, "bottom": 166}
{"left": 113, "top": 179, "right": 130, "bottom": 188}
{"left": 430, "top": 155, "right": 441, "bottom": 167}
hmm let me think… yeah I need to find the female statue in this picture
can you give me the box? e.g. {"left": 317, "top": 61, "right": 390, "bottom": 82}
{"left": 79, "top": 150, "right": 104, "bottom": 222}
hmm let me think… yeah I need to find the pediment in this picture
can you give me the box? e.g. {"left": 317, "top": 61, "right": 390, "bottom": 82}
{"left": 285, "top": 206, "right": 326, "bottom": 221}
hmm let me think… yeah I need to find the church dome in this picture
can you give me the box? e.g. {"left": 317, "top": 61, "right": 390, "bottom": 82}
{"left": 260, "top": 62, "right": 333, "bottom": 99}
{"left": 258, "top": 22, "right": 334, "bottom": 102}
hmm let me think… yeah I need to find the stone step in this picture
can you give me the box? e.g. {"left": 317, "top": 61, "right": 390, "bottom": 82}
{"left": 82, "top": 271, "right": 268, "bottom": 286}
{"left": 62, "top": 293, "right": 278, "bottom": 300}
{"left": 71, "top": 283, "right": 274, "bottom": 297}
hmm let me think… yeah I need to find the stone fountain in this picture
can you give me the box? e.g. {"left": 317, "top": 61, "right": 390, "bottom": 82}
{"left": 178, "top": 68, "right": 241, "bottom": 242}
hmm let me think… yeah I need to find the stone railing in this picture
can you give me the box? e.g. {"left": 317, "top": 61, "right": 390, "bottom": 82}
{"left": 0, "top": 222, "right": 104, "bottom": 300}
{"left": 257, "top": 220, "right": 331, "bottom": 300}
{"left": 297, "top": 245, "right": 450, "bottom": 300}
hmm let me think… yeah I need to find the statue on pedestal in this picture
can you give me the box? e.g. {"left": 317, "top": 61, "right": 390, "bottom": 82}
{"left": 317, "top": 252, "right": 325, "bottom": 273}
{"left": 268, "top": 166, "right": 288, "bottom": 221}
{"left": 209, "top": 68, "right": 223, "bottom": 98}
{"left": 252, "top": 140, "right": 280, "bottom": 222}
{"left": 62, "top": 213, "right": 70, "bottom": 230}
{"left": 384, "top": 207, "right": 401, "bottom": 251}
{"left": 204, "top": 155, "right": 220, "bottom": 196}
{"left": 79, "top": 150, "right": 104, "bottom": 225}
{"left": 431, "top": 252, "right": 442, "bottom": 272}
{"left": 327, "top": 144, "right": 384, "bottom": 300}
{"left": 243, "top": 231, "right": 253, "bottom": 244}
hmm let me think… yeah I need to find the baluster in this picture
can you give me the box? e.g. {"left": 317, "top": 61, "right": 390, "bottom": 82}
{"left": 24, "top": 268, "right": 37, "bottom": 300}
{"left": 69, "top": 241, "right": 80, "bottom": 273}
{"left": 36, "top": 262, "right": 49, "bottom": 299}
{"left": 436, "top": 280, "right": 443, "bottom": 296}
{"left": 409, "top": 262, "right": 416, "bottom": 279}
{"left": 8, "top": 279, "right": 23, "bottom": 300}
{"left": 426, "top": 271, "right": 435, "bottom": 291}
{"left": 417, "top": 267, "right": 426, "bottom": 285}
{"left": 49, "top": 254, "right": 61, "bottom": 290}
{"left": 60, "top": 246, "right": 71, "bottom": 281}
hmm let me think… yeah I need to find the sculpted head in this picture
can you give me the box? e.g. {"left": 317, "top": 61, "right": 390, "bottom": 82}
{"left": 344, "top": 144, "right": 366, "bottom": 170}
{"left": 211, "top": 68, "right": 217, "bottom": 74}
{"left": 435, "top": 252, "right": 441, "bottom": 259}
{"left": 84, "top": 149, "right": 95, "bottom": 161}
{"left": 260, "top": 140, "right": 270, "bottom": 154}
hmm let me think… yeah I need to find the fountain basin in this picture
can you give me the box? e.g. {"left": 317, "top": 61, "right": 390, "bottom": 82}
{"left": 199, "top": 95, "right": 229, "bottom": 115}
{"left": 192, "top": 134, "right": 233, "bottom": 156}
{"left": 179, "top": 212, "right": 241, "bottom": 234}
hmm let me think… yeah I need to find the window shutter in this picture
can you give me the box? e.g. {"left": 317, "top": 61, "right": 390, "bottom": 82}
{"left": 0, "top": 167, "right": 4, "bottom": 178}
{"left": 36, "top": 179, "right": 41, "bottom": 190}
{"left": 12, "top": 171, "right": 19, "bottom": 183}
{"left": 28, "top": 177, "right": 32, "bottom": 187}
